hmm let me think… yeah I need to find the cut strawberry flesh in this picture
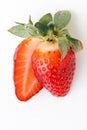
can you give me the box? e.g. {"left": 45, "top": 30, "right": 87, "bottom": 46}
{"left": 14, "top": 38, "right": 42, "bottom": 101}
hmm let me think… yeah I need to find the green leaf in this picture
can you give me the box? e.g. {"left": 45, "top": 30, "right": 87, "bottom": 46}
{"left": 47, "top": 21, "right": 54, "bottom": 31}
{"left": 39, "top": 13, "right": 52, "bottom": 25}
{"left": 28, "top": 15, "right": 33, "bottom": 25}
{"left": 58, "top": 37, "right": 69, "bottom": 58}
{"left": 60, "top": 29, "right": 70, "bottom": 36}
{"left": 35, "top": 22, "right": 48, "bottom": 36}
{"left": 66, "top": 35, "right": 83, "bottom": 52}
{"left": 26, "top": 24, "right": 39, "bottom": 36}
{"left": 8, "top": 24, "right": 30, "bottom": 38}
{"left": 8, "top": 23, "right": 39, "bottom": 38}
{"left": 15, "top": 22, "right": 25, "bottom": 25}
{"left": 54, "top": 10, "right": 71, "bottom": 30}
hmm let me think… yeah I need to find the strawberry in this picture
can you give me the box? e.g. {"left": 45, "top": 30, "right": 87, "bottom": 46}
{"left": 8, "top": 10, "right": 83, "bottom": 100}
{"left": 32, "top": 46, "right": 75, "bottom": 96}
{"left": 13, "top": 38, "right": 42, "bottom": 101}
{"left": 8, "top": 16, "right": 44, "bottom": 101}
{"left": 31, "top": 10, "right": 83, "bottom": 96}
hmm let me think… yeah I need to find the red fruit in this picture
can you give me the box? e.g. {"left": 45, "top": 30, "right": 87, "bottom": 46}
{"left": 8, "top": 10, "right": 83, "bottom": 100}
{"left": 13, "top": 38, "right": 42, "bottom": 101}
{"left": 32, "top": 41, "right": 76, "bottom": 96}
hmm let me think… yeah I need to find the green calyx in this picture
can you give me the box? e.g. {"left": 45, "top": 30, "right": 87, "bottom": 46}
{"left": 8, "top": 10, "right": 83, "bottom": 58}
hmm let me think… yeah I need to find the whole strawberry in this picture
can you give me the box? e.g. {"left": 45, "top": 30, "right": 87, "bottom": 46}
{"left": 32, "top": 47, "right": 75, "bottom": 96}
{"left": 31, "top": 10, "right": 83, "bottom": 96}
{"left": 8, "top": 10, "right": 83, "bottom": 100}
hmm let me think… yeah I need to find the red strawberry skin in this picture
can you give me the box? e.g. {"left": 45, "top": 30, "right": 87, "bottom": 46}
{"left": 14, "top": 38, "right": 42, "bottom": 101}
{"left": 32, "top": 48, "right": 76, "bottom": 97}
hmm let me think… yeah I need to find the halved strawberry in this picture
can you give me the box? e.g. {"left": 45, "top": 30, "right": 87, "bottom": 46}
{"left": 13, "top": 38, "right": 42, "bottom": 101}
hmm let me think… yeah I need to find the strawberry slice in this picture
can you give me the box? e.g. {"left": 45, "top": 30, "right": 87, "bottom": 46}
{"left": 13, "top": 38, "right": 42, "bottom": 101}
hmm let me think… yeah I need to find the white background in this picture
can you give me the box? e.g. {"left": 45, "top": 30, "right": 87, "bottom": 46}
{"left": 0, "top": 0, "right": 87, "bottom": 130}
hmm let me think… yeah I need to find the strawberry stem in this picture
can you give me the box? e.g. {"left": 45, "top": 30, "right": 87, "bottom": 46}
{"left": 8, "top": 10, "right": 83, "bottom": 54}
{"left": 29, "top": 15, "right": 33, "bottom": 25}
